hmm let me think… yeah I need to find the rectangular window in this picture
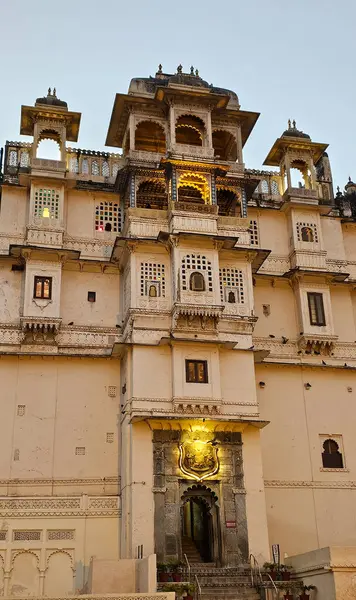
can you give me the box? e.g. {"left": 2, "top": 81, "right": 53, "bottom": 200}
{"left": 88, "top": 291, "right": 96, "bottom": 302}
{"left": 33, "top": 276, "right": 52, "bottom": 300}
{"left": 185, "top": 360, "right": 208, "bottom": 384}
{"left": 307, "top": 292, "right": 325, "bottom": 326}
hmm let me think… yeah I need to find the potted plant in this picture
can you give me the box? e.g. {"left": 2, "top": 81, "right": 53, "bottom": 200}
{"left": 300, "top": 585, "right": 316, "bottom": 599}
{"left": 157, "top": 562, "right": 170, "bottom": 582}
{"left": 263, "top": 562, "right": 278, "bottom": 580}
{"left": 171, "top": 560, "right": 184, "bottom": 582}
{"left": 183, "top": 583, "right": 195, "bottom": 600}
{"left": 280, "top": 564, "right": 292, "bottom": 581}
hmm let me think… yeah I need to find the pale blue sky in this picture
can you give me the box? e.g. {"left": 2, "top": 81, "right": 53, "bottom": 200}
{"left": 1, "top": 0, "right": 355, "bottom": 189}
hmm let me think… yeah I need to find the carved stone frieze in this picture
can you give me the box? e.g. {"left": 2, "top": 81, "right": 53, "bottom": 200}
{"left": 0, "top": 495, "right": 120, "bottom": 518}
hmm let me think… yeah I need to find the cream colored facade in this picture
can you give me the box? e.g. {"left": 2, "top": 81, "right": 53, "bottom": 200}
{"left": 1, "top": 68, "right": 356, "bottom": 598}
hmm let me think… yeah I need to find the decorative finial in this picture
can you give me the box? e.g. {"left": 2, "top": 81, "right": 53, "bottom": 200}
{"left": 337, "top": 186, "right": 340, "bottom": 193}
{"left": 158, "top": 64, "right": 162, "bottom": 74}
{"left": 349, "top": 176, "right": 352, "bottom": 182}
{"left": 288, "top": 119, "right": 291, "bottom": 129}
{"left": 190, "top": 66, "right": 194, "bottom": 75}
{"left": 53, "top": 87, "right": 56, "bottom": 97}
{"left": 48, "top": 87, "right": 51, "bottom": 96}
{"left": 195, "top": 69, "right": 199, "bottom": 77}
{"left": 177, "top": 64, "right": 183, "bottom": 74}
{"left": 293, "top": 119, "right": 296, "bottom": 128}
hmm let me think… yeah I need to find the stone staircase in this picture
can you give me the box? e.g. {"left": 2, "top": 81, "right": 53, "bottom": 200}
{"left": 183, "top": 564, "right": 261, "bottom": 600}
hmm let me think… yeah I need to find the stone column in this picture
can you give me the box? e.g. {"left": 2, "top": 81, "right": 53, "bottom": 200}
{"left": 284, "top": 155, "right": 292, "bottom": 189}
{"left": 241, "top": 187, "right": 247, "bottom": 218}
{"left": 171, "top": 166, "right": 177, "bottom": 203}
{"left": 169, "top": 103, "right": 176, "bottom": 149}
{"left": 236, "top": 124, "right": 243, "bottom": 163}
{"left": 207, "top": 110, "right": 213, "bottom": 148}
{"left": 129, "top": 112, "right": 135, "bottom": 151}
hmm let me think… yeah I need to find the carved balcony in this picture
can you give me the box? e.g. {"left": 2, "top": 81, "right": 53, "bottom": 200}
{"left": 172, "top": 303, "right": 224, "bottom": 336}
{"left": 20, "top": 316, "right": 62, "bottom": 345}
{"left": 170, "top": 144, "right": 215, "bottom": 160}
{"left": 289, "top": 249, "right": 327, "bottom": 271}
{"left": 298, "top": 333, "right": 338, "bottom": 356}
{"left": 127, "top": 149, "right": 164, "bottom": 164}
{"left": 169, "top": 201, "right": 218, "bottom": 235}
{"left": 26, "top": 225, "right": 64, "bottom": 248}
{"left": 31, "top": 157, "right": 66, "bottom": 178}
{"left": 123, "top": 208, "right": 169, "bottom": 238}
{"left": 283, "top": 187, "right": 319, "bottom": 206}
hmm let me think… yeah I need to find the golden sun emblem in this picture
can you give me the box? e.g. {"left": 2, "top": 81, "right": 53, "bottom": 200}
{"left": 179, "top": 432, "right": 219, "bottom": 482}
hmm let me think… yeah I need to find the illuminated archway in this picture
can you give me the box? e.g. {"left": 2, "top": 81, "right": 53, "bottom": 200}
{"left": 176, "top": 114, "right": 206, "bottom": 146}
{"left": 177, "top": 172, "right": 210, "bottom": 204}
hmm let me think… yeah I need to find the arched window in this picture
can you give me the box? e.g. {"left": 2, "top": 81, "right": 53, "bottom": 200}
{"left": 322, "top": 439, "right": 344, "bottom": 468}
{"left": 175, "top": 114, "right": 205, "bottom": 147}
{"left": 136, "top": 180, "right": 168, "bottom": 210}
{"left": 81, "top": 158, "right": 89, "bottom": 174}
{"left": 140, "top": 263, "right": 166, "bottom": 297}
{"left": 297, "top": 222, "right": 318, "bottom": 243}
{"left": 135, "top": 121, "right": 166, "bottom": 153}
{"left": 217, "top": 188, "right": 239, "bottom": 216}
{"left": 261, "top": 179, "right": 269, "bottom": 193}
{"left": 91, "top": 160, "right": 100, "bottom": 176}
{"left": 219, "top": 267, "right": 245, "bottom": 304}
{"left": 212, "top": 130, "right": 238, "bottom": 161}
{"left": 9, "top": 150, "right": 18, "bottom": 167}
{"left": 102, "top": 161, "right": 110, "bottom": 177}
{"left": 95, "top": 202, "right": 122, "bottom": 233}
{"left": 112, "top": 163, "right": 119, "bottom": 177}
{"left": 271, "top": 180, "right": 279, "bottom": 195}
{"left": 181, "top": 254, "right": 213, "bottom": 292}
{"left": 301, "top": 226, "right": 314, "bottom": 242}
{"left": 190, "top": 271, "right": 205, "bottom": 292}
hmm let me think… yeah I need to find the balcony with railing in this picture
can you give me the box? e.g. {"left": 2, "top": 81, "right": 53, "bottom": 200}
{"left": 3, "top": 142, "right": 123, "bottom": 184}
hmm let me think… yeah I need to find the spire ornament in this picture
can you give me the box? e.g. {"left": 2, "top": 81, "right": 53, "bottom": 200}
{"left": 177, "top": 64, "right": 183, "bottom": 74}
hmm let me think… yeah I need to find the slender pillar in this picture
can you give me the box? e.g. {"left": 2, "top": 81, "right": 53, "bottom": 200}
{"left": 169, "top": 103, "right": 176, "bottom": 149}
{"left": 241, "top": 187, "right": 247, "bottom": 217}
{"left": 211, "top": 173, "right": 217, "bottom": 205}
{"left": 129, "top": 173, "right": 136, "bottom": 207}
{"left": 129, "top": 112, "right": 135, "bottom": 151}
{"left": 236, "top": 124, "right": 243, "bottom": 163}
{"left": 171, "top": 166, "right": 177, "bottom": 203}
{"left": 207, "top": 111, "right": 213, "bottom": 148}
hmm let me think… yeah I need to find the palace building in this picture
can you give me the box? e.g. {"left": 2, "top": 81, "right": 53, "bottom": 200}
{"left": 1, "top": 65, "right": 356, "bottom": 598}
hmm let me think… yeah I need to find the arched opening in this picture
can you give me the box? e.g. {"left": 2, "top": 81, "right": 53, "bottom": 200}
{"left": 301, "top": 226, "right": 314, "bottom": 242}
{"left": 190, "top": 271, "right": 205, "bottom": 292}
{"left": 228, "top": 290, "right": 236, "bottom": 303}
{"left": 322, "top": 439, "right": 344, "bottom": 468}
{"left": 136, "top": 180, "right": 167, "bottom": 210}
{"left": 217, "top": 188, "right": 240, "bottom": 216}
{"left": 181, "top": 485, "right": 220, "bottom": 564}
{"left": 212, "top": 130, "right": 238, "bottom": 161}
{"left": 178, "top": 184, "right": 204, "bottom": 204}
{"left": 176, "top": 115, "right": 205, "bottom": 147}
{"left": 290, "top": 160, "right": 311, "bottom": 189}
{"left": 36, "top": 133, "right": 61, "bottom": 160}
{"left": 149, "top": 285, "right": 157, "bottom": 297}
{"left": 105, "top": 222, "right": 112, "bottom": 232}
{"left": 260, "top": 179, "right": 269, "bottom": 194}
{"left": 135, "top": 120, "right": 166, "bottom": 153}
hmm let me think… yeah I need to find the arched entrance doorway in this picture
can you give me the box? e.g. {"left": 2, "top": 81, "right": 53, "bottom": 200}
{"left": 180, "top": 485, "right": 221, "bottom": 564}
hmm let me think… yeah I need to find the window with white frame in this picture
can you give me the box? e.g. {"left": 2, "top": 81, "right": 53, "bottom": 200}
{"left": 181, "top": 254, "right": 213, "bottom": 292}
{"left": 81, "top": 158, "right": 89, "bottom": 174}
{"left": 249, "top": 220, "right": 259, "bottom": 246}
{"left": 140, "top": 262, "right": 166, "bottom": 297}
{"left": 20, "top": 151, "right": 29, "bottom": 167}
{"left": 91, "top": 160, "right": 100, "bottom": 176}
{"left": 219, "top": 267, "right": 245, "bottom": 304}
{"left": 70, "top": 156, "right": 79, "bottom": 173}
{"left": 95, "top": 201, "right": 122, "bottom": 232}
{"left": 296, "top": 222, "right": 318, "bottom": 243}
{"left": 34, "top": 188, "right": 60, "bottom": 219}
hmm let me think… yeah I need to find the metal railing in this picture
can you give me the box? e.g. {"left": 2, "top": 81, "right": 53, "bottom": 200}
{"left": 183, "top": 553, "right": 191, "bottom": 582}
{"left": 249, "top": 553, "right": 279, "bottom": 598}
{"left": 194, "top": 574, "right": 201, "bottom": 600}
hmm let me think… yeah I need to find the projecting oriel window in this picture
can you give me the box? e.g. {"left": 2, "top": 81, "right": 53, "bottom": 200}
{"left": 185, "top": 360, "right": 208, "bottom": 384}
{"left": 33, "top": 276, "right": 52, "bottom": 300}
{"left": 307, "top": 292, "right": 325, "bottom": 326}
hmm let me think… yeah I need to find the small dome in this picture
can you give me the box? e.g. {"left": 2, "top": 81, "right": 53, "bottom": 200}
{"left": 282, "top": 119, "right": 310, "bottom": 140}
{"left": 345, "top": 176, "right": 356, "bottom": 191}
{"left": 35, "top": 88, "right": 67, "bottom": 108}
